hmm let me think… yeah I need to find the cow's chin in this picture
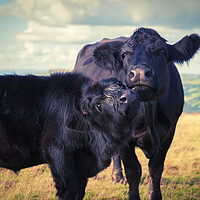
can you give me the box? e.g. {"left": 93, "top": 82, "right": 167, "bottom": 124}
{"left": 131, "top": 85, "right": 156, "bottom": 101}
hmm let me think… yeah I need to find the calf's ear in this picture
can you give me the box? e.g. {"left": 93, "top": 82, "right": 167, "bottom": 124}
{"left": 167, "top": 34, "right": 200, "bottom": 64}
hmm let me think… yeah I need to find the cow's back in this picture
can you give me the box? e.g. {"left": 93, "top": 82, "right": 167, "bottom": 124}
{"left": 74, "top": 37, "right": 127, "bottom": 82}
{"left": 0, "top": 75, "right": 48, "bottom": 137}
{"left": 0, "top": 75, "right": 48, "bottom": 171}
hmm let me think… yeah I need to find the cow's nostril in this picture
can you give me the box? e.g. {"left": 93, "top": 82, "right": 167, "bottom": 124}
{"left": 145, "top": 68, "right": 153, "bottom": 78}
{"left": 120, "top": 96, "right": 127, "bottom": 103}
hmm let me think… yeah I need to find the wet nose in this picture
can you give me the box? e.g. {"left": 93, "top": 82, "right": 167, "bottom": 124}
{"left": 119, "top": 90, "right": 137, "bottom": 103}
{"left": 129, "top": 65, "right": 155, "bottom": 80}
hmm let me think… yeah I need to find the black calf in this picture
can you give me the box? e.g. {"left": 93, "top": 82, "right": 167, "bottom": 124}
{"left": 0, "top": 72, "right": 140, "bottom": 200}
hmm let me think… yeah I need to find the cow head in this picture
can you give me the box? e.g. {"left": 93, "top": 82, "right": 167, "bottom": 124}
{"left": 92, "top": 39, "right": 125, "bottom": 74}
{"left": 81, "top": 78, "right": 140, "bottom": 138}
{"left": 122, "top": 27, "right": 200, "bottom": 101}
{"left": 81, "top": 78, "right": 140, "bottom": 122}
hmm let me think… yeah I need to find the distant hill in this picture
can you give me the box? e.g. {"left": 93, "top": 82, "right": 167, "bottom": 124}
{"left": 181, "top": 75, "right": 200, "bottom": 113}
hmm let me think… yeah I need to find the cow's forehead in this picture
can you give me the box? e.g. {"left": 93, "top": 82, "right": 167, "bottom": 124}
{"left": 126, "top": 28, "right": 166, "bottom": 48}
{"left": 132, "top": 28, "right": 163, "bottom": 40}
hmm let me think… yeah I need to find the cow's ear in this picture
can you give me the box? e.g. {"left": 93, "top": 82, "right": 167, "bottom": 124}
{"left": 93, "top": 44, "right": 122, "bottom": 70}
{"left": 167, "top": 34, "right": 200, "bottom": 64}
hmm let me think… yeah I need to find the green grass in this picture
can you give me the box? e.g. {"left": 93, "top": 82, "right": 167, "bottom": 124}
{"left": 0, "top": 114, "right": 200, "bottom": 199}
{"left": 181, "top": 75, "right": 200, "bottom": 112}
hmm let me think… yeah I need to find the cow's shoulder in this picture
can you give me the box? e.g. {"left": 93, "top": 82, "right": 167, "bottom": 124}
{"left": 157, "top": 63, "right": 184, "bottom": 123}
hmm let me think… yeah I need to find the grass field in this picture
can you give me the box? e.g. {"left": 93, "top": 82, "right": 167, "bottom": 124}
{"left": 181, "top": 75, "right": 200, "bottom": 113}
{"left": 0, "top": 114, "right": 200, "bottom": 200}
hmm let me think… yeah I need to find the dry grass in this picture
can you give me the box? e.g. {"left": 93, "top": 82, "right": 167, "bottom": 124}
{"left": 0, "top": 113, "right": 200, "bottom": 200}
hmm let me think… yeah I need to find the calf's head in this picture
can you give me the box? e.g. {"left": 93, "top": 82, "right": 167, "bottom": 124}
{"left": 81, "top": 78, "right": 140, "bottom": 137}
{"left": 122, "top": 28, "right": 200, "bottom": 101}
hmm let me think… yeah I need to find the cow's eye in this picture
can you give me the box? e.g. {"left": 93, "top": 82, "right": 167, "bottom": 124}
{"left": 121, "top": 52, "right": 126, "bottom": 60}
{"left": 95, "top": 103, "right": 102, "bottom": 113}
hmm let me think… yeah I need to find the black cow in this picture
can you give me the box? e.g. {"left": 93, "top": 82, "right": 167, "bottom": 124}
{"left": 0, "top": 72, "right": 141, "bottom": 200}
{"left": 73, "top": 27, "right": 200, "bottom": 199}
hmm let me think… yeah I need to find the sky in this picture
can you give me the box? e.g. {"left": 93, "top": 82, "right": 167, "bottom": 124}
{"left": 0, "top": 0, "right": 200, "bottom": 75}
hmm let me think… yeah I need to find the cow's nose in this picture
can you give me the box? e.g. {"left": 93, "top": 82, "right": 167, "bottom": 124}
{"left": 119, "top": 90, "right": 137, "bottom": 104}
{"left": 145, "top": 68, "right": 154, "bottom": 78}
{"left": 129, "top": 65, "right": 155, "bottom": 80}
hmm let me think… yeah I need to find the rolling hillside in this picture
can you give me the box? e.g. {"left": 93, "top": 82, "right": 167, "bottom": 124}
{"left": 181, "top": 75, "right": 200, "bottom": 113}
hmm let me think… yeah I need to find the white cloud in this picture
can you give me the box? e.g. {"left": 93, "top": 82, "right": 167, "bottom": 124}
{"left": 0, "top": 42, "right": 78, "bottom": 73}
{"left": 2, "top": 0, "right": 71, "bottom": 26}
{"left": 16, "top": 21, "right": 137, "bottom": 43}
{"left": 1, "top": 0, "right": 199, "bottom": 28}
{"left": 1, "top": 0, "right": 100, "bottom": 26}
{"left": 41, "top": 48, "right": 51, "bottom": 54}
{"left": 24, "top": 42, "right": 35, "bottom": 54}
{"left": 64, "top": 48, "right": 78, "bottom": 64}
{"left": 37, "top": 46, "right": 68, "bottom": 63}
{"left": 16, "top": 21, "right": 200, "bottom": 45}
{"left": 0, "top": 0, "right": 199, "bottom": 74}
{"left": 0, "top": 53, "right": 4, "bottom": 61}
{"left": 131, "top": 1, "right": 176, "bottom": 23}
{"left": 130, "top": 0, "right": 200, "bottom": 28}
{"left": 17, "top": 21, "right": 92, "bottom": 43}
{"left": 19, "top": 42, "right": 36, "bottom": 59}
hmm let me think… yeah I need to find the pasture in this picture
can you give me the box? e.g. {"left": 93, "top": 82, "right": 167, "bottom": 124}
{"left": 0, "top": 113, "right": 200, "bottom": 200}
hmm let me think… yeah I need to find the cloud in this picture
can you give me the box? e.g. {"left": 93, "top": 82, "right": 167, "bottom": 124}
{"left": 0, "top": 53, "right": 4, "bottom": 61}
{"left": 1, "top": 0, "right": 71, "bottom": 26}
{"left": 0, "top": 0, "right": 100, "bottom": 26}
{"left": 17, "top": 21, "right": 94, "bottom": 43}
{"left": 1, "top": 0, "right": 200, "bottom": 28}
{"left": 16, "top": 20, "right": 200, "bottom": 45}
{"left": 37, "top": 45, "right": 77, "bottom": 64}
{"left": 0, "top": 40, "right": 79, "bottom": 73}
{"left": 17, "top": 21, "right": 138, "bottom": 43}
{"left": 130, "top": 0, "right": 200, "bottom": 29}
{"left": 0, "top": 0, "right": 199, "bottom": 75}
{"left": 18, "top": 42, "right": 76, "bottom": 65}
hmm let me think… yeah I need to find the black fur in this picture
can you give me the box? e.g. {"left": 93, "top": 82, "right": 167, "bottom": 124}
{"left": 73, "top": 27, "right": 200, "bottom": 200}
{"left": 93, "top": 44, "right": 120, "bottom": 71}
{"left": 0, "top": 72, "right": 140, "bottom": 200}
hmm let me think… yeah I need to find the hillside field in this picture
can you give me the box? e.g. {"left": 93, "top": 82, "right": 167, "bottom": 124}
{"left": 181, "top": 75, "right": 200, "bottom": 113}
{"left": 0, "top": 113, "right": 200, "bottom": 199}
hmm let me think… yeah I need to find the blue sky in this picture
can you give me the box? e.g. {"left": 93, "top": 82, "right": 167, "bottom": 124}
{"left": 0, "top": 0, "right": 200, "bottom": 75}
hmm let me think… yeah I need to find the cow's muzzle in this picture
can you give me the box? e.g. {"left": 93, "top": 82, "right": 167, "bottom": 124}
{"left": 126, "top": 64, "right": 156, "bottom": 88}
{"left": 125, "top": 65, "right": 157, "bottom": 101}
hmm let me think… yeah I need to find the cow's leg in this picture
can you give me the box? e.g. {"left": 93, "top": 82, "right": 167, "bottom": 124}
{"left": 43, "top": 144, "right": 78, "bottom": 200}
{"left": 112, "top": 154, "right": 124, "bottom": 183}
{"left": 147, "top": 102, "right": 160, "bottom": 157}
{"left": 121, "top": 143, "right": 141, "bottom": 200}
{"left": 148, "top": 129, "right": 175, "bottom": 200}
{"left": 148, "top": 155, "right": 164, "bottom": 200}
{"left": 76, "top": 175, "right": 88, "bottom": 200}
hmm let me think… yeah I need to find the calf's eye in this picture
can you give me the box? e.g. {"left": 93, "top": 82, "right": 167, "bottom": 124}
{"left": 122, "top": 53, "right": 126, "bottom": 60}
{"left": 95, "top": 103, "right": 102, "bottom": 113}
